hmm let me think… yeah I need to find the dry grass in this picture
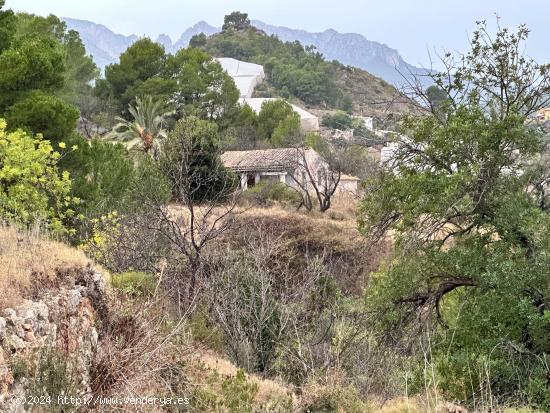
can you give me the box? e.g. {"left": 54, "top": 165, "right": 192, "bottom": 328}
{"left": 373, "top": 397, "right": 430, "bottom": 413}
{"left": 0, "top": 225, "right": 91, "bottom": 309}
{"left": 187, "top": 348, "right": 296, "bottom": 407}
{"left": 223, "top": 201, "right": 390, "bottom": 294}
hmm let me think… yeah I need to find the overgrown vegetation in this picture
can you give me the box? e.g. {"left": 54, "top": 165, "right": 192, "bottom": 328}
{"left": 1, "top": 1, "right": 549, "bottom": 410}
{"left": 360, "top": 22, "right": 550, "bottom": 410}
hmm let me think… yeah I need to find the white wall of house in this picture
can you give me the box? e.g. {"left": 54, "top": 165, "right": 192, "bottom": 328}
{"left": 230, "top": 149, "right": 360, "bottom": 195}
{"left": 338, "top": 178, "right": 360, "bottom": 195}
{"left": 359, "top": 116, "right": 374, "bottom": 130}
{"left": 239, "top": 171, "right": 287, "bottom": 190}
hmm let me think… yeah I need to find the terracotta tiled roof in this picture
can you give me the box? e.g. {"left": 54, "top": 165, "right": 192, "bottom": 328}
{"left": 221, "top": 148, "right": 302, "bottom": 172}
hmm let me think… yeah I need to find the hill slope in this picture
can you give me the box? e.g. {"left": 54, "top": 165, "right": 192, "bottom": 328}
{"left": 251, "top": 20, "right": 429, "bottom": 88}
{"left": 201, "top": 26, "right": 416, "bottom": 116}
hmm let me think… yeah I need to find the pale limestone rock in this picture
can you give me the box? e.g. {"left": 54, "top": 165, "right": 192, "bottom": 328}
{"left": 0, "top": 318, "right": 5, "bottom": 339}
{"left": 2, "top": 310, "right": 16, "bottom": 326}
{"left": 6, "top": 335, "right": 25, "bottom": 352}
{"left": 0, "top": 268, "right": 107, "bottom": 412}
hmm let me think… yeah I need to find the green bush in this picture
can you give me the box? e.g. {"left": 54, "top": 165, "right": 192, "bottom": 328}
{"left": 244, "top": 181, "right": 302, "bottom": 206}
{"left": 6, "top": 90, "right": 79, "bottom": 143}
{"left": 0, "top": 119, "right": 76, "bottom": 235}
{"left": 322, "top": 111, "right": 355, "bottom": 130}
{"left": 221, "top": 370, "right": 259, "bottom": 413}
{"left": 187, "top": 309, "right": 226, "bottom": 353}
{"left": 60, "top": 139, "right": 171, "bottom": 242}
{"left": 9, "top": 357, "right": 30, "bottom": 381}
{"left": 26, "top": 347, "right": 80, "bottom": 413}
{"left": 111, "top": 271, "right": 157, "bottom": 297}
{"left": 191, "top": 370, "right": 259, "bottom": 413}
{"left": 59, "top": 135, "right": 135, "bottom": 215}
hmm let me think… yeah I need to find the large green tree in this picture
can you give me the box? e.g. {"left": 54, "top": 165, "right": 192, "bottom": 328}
{"left": 101, "top": 42, "right": 239, "bottom": 126}
{"left": 0, "top": 0, "right": 15, "bottom": 53}
{"left": 59, "top": 135, "right": 135, "bottom": 226}
{"left": 360, "top": 23, "right": 550, "bottom": 408}
{"left": 13, "top": 13, "right": 99, "bottom": 108}
{"left": 5, "top": 90, "right": 79, "bottom": 142}
{"left": 222, "top": 11, "right": 251, "bottom": 32}
{"left": 257, "top": 99, "right": 301, "bottom": 146}
{"left": 103, "top": 38, "right": 170, "bottom": 114}
{"left": 165, "top": 47, "right": 239, "bottom": 123}
{"left": 0, "top": 9, "right": 91, "bottom": 142}
{"left": 0, "top": 34, "right": 65, "bottom": 109}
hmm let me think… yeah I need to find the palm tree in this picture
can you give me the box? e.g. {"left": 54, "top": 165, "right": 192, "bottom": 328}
{"left": 110, "top": 96, "right": 171, "bottom": 155}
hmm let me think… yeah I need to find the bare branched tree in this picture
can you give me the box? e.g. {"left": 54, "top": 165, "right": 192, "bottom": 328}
{"left": 400, "top": 20, "right": 550, "bottom": 120}
{"left": 89, "top": 117, "right": 240, "bottom": 312}
{"left": 288, "top": 147, "right": 342, "bottom": 213}
{"left": 142, "top": 118, "right": 239, "bottom": 307}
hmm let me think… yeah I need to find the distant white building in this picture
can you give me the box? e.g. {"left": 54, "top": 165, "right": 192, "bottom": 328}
{"left": 359, "top": 116, "right": 374, "bottom": 131}
{"left": 240, "top": 97, "right": 320, "bottom": 133}
{"left": 216, "top": 57, "right": 320, "bottom": 133}
{"left": 216, "top": 57, "right": 265, "bottom": 98}
{"left": 380, "top": 142, "right": 400, "bottom": 166}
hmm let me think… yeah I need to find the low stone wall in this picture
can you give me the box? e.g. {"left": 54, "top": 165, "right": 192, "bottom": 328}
{"left": 0, "top": 268, "right": 106, "bottom": 412}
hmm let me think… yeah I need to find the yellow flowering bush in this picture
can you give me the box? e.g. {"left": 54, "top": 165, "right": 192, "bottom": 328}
{"left": 80, "top": 211, "right": 121, "bottom": 264}
{"left": 0, "top": 119, "right": 78, "bottom": 235}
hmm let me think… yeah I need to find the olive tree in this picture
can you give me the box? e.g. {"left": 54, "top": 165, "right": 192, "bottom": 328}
{"left": 360, "top": 22, "right": 550, "bottom": 408}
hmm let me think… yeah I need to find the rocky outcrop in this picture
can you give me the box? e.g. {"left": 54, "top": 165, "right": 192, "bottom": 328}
{"left": 0, "top": 268, "right": 106, "bottom": 413}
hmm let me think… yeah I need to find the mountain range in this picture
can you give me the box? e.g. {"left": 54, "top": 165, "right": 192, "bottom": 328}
{"left": 63, "top": 17, "right": 427, "bottom": 87}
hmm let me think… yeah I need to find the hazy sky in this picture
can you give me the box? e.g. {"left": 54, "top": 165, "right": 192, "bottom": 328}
{"left": 6, "top": 0, "right": 549, "bottom": 67}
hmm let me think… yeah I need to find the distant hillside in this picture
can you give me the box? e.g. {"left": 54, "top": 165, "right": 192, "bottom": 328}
{"left": 62, "top": 17, "right": 220, "bottom": 70}
{"left": 62, "top": 17, "right": 428, "bottom": 88}
{"left": 251, "top": 20, "right": 429, "bottom": 88}
{"left": 62, "top": 17, "right": 138, "bottom": 69}
{"left": 200, "top": 26, "right": 416, "bottom": 117}
{"left": 156, "top": 21, "right": 220, "bottom": 54}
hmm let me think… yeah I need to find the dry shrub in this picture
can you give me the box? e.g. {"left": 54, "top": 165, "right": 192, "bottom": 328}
{"left": 301, "top": 374, "right": 372, "bottom": 413}
{"left": 0, "top": 225, "right": 90, "bottom": 309}
{"left": 371, "top": 397, "right": 475, "bottom": 413}
{"left": 218, "top": 206, "right": 390, "bottom": 294}
{"left": 373, "top": 397, "right": 428, "bottom": 413}
{"left": 185, "top": 349, "right": 295, "bottom": 412}
{"left": 89, "top": 292, "right": 192, "bottom": 412}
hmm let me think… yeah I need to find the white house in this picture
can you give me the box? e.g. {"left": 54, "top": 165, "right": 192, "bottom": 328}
{"left": 216, "top": 57, "right": 265, "bottom": 98}
{"left": 216, "top": 57, "right": 320, "bottom": 133}
{"left": 221, "top": 148, "right": 359, "bottom": 194}
{"left": 240, "top": 97, "right": 320, "bottom": 133}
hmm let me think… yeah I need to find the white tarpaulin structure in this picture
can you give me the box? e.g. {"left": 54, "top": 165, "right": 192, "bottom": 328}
{"left": 240, "top": 97, "right": 320, "bottom": 132}
{"left": 216, "top": 57, "right": 265, "bottom": 98}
